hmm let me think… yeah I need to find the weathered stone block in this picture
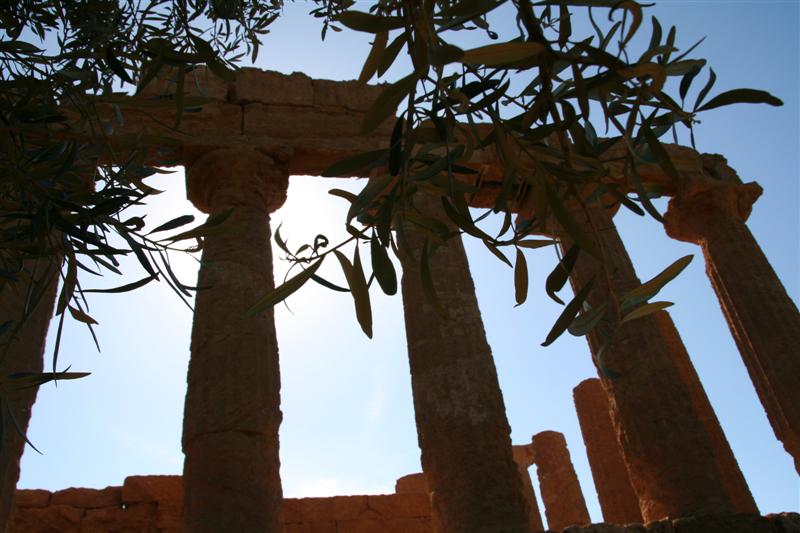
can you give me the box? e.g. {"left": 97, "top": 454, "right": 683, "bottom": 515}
{"left": 767, "top": 512, "right": 800, "bottom": 532}
{"left": 297, "top": 495, "right": 368, "bottom": 521}
{"left": 14, "top": 489, "right": 51, "bottom": 508}
{"left": 155, "top": 499, "right": 181, "bottom": 531}
{"left": 671, "top": 513, "right": 773, "bottom": 533}
{"left": 234, "top": 68, "right": 314, "bottom": 106}
{"left": 336, "top": 517, "right": 432, "bottom": 533}
{"left": 395, "top": 473, "right": 428, "bottom": 494}
{"left": 365, "top": 493, "right": 431, "bottom": 519}
{"left": 641, "top": 518, "right": 674, "bottom": 533}
{"left": 282, "top": 520, "right": 337, "bottom": 533}
{"left": 312, "top": 79, "right": 382, "bottom": 112}
{"left": 281, "top": 498, "right": 306, "bottom": 523}
{"left": 80, "top": 502, "right": 157, "bottom": 532}
{"left": 51, "top": 487, "right": 121, "bottom": 509}
{"left": 121, "top": 475, "right": 182, "bottom": 504}
{"left": 11, "top": 504, "right": 83, "bottom": 533}
{"left": 138, "top": 65, "right": 230, "bottom": 101}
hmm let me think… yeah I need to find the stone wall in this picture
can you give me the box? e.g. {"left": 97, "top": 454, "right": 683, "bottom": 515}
{"left": 10, "top": 476, "right": 800, "bottom": 533}
{"left": 9, "top": 476, "right": 432, "bottom": 533}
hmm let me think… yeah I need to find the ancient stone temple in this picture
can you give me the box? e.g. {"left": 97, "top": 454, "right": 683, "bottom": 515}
{"left": 3, "top": 68, "right": 799, "bottom": 533}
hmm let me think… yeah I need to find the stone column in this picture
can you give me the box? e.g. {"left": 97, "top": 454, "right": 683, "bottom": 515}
{"left": 530, "top": 431, "right": 590, "bottom": 531}
{"left": 512, "top": 444, "right": 545, "bottom": 532}
{"left": 400, "top": 192, "right": 530, "bottom": 533}
{"left": 560, "top": 199, "right": 751, "bottom": 520}
{"left": 573, "top": 379, "right": 642, "bottom": 525}
{"left": 664, "top": 179, "right": 800, "bottom": 474}
{"left": 182, "top": 147, "right": 289, "bottom": 533}
{"left": 0, "top": 260, "right": 59, "bottom": 532}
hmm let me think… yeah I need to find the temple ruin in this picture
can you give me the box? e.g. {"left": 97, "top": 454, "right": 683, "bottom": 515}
{"left": 2, "top": 68, "right": 798, "bottom": 532}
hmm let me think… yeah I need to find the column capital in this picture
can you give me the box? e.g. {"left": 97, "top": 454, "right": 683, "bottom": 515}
{"left": 664, "top": 179, "right": 762, "bottom": 244}
{"left": 186, "top": 146, "right": 292, "bottom": 214}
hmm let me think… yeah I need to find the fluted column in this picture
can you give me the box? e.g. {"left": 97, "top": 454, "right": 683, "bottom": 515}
{"left": 664, "top": 179, "right": 800, "bottom": 473}
{"left": 182, "top": 147, "right": 289, "bottom": 533}
{"left": 530, "top": 431, "right": 590, "bottom": 531}
{"left": 512, "top": 444, "right": 545, "bottom": 532}
{"left": 400, "top": 192, "right": 530, "bottom": 533}
{"left": 573, "top": 379, "right": 642, "bottom": 524}
{"left": 560, "top": 199, "right": 751, "bottom": 520}
{"left": 0, "top": 259, "right": 59, "bottom": 532}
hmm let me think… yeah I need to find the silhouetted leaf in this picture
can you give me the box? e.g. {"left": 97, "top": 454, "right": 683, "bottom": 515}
{"left": 359, "top": 31, "right": 388, "bottom": 84}
{"left": 568, "top": 303, "right": 607, "bottom": 336}
{"left": 642, "top": 124, "right": 681, "bottom": 187}
{"left": 542, "top": 278, "right": 594, "bottom": 346}
{"left": 693, "top": 68, "right": 716, "bottom": 110}
{"left": 68, "top": 306, "right": 98, "bottom": 325}
{"left": 3, "top": 371, "right": 90, "bottom": 390}
{"left": 336, "top": 11, "right": 406, "bottom": 33}
{"left": 149, "top": 215, "right": 195, "bottom": 234}
{"left": 622, "top": 301, "right": 673, "bottom": 322}
{"left": 514, "top": 248, "right": 528, "bottom": 306}
{"left": 546, "top": 244, "right": 580, "bottom": 305}
{"left": 163, "top": 208, "right": 234, "bottom": 242}
{"left": 311, "top": 274, "right": 349, "bottom": 292}
{"left": 328, "top": 189, "right": 359, "bottom": 203}
{"left": 696, "top": 89, "right": 783, "bottom": 112}
{"left": 371, "top": 234, "right": 397, "bottom": 295}
{"left": 461, "top": 42, "right": 545, "bottom": 66}
{"left": 322, "top": 150, "right": 388, "bottom": 177}
{"left": 620, "top": 255, "right": 692, "bottom": 311}
{"left": 83, "top": 276, "right": 156, "bottom": 294}
{"left": 517, "top": 239, "right": 557, "bottom": 249}
{"left": 334, "top": 248, "right": 373, "bottom": 338}
{"left": 243, "top": 259, "right": 323, "bottom": 317}
{"left": 361, "top": 73, "right": 416, "bottom": 134}
{"left": 378, "top": 33, "right": 407, "bottom": 77}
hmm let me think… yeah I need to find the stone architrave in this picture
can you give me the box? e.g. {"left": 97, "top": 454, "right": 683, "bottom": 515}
{"left": 573, "top": 379, "right": 643, "bottom": 524}
{"left": 0, "top": 260, "right": 59, "bottom": 531}
{"left": 181, "top": 147, "right": 290, "bottom": 533}
{"left": 530, "top": 431, "right": 590, "bottom": 531}
{"left": 664, "top": 177, "right": 800, "bottom": 474}
{"left": 558, "top": 199, "right": 752, "bottom": 520}
{"left": 399, "top": 192, "right": 530, "bottom": 533}
{"left": 512, "top": 444, "right": 545, "bottom": 532}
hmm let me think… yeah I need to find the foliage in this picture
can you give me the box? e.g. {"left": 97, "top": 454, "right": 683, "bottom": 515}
{"left": 0, "top": 0, "right": 784, "bottom": 443}
{"left": 254, "top": 0, "right": 782, "bottom": 363}
{"left": 0, "top": 0, "right": 283, "bottom": 444}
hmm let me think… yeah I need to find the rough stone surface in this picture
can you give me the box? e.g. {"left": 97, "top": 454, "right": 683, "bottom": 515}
{"left": 395, "top": 473, "right": 429, "bottom": 494}
{"left": 234, "top": 68, "right": 314, "bottom": 106}
{"left": 573, "top": 379, "right": 643, "bottom": 524}
{"left": 653, "top": 312, "right": 758, "bottom": 513}
{"left": 400, "top": 191, "right": 531, "bottom": 533}
{"left": 13, "top": 490, "right": 50, "bottom": 509}
{"left": 531, "top": 431, "right": 591, "bottom": 531}
{"left": 513, "top": 444, "right": 546, "bottom": 532}
{"left": 51, "top": 487, "right": 121, "bottom": 509}
{"left": 559, "top": 199, "right": 748, "bottom": 520}
{"left": 181, "top": 148, "right": 289, "bottom": 532}
{"left": 9, "top": 481, "right": 800, "bottom": 533}
{"left": 664, "top": 178, "right": 800, "bottom": 474}
{"left": 121, "top": 475, "right": 182, "bottom": 504}
{"left": 0, "top": 259, "right": 59, "bottom": 531}
{"left": 110, "top": 68, "right": 722, "bottom": 219}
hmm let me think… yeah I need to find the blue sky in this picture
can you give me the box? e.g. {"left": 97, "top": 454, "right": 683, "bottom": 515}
{"left": 18, "top": 0, "right": 799, "bottom": 525}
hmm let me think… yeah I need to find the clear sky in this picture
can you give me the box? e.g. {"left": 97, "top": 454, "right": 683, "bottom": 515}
{"left": 18, "top": 0, "right": 799, "bottom": 526}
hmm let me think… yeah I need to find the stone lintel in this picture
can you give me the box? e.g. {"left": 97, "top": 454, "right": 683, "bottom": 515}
{"left": 107, "top": 67, "right": 712, "bottom": 208}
